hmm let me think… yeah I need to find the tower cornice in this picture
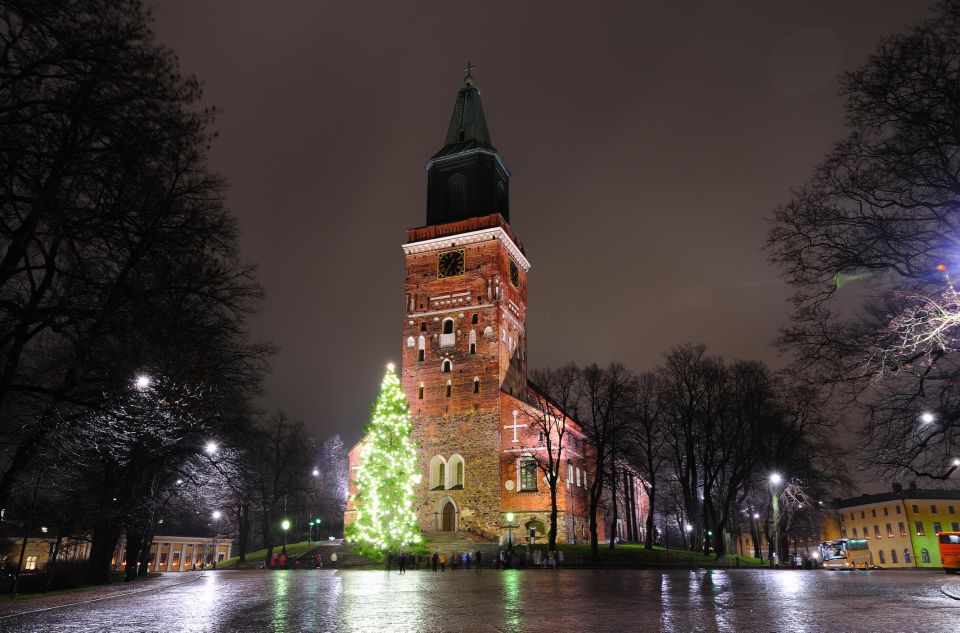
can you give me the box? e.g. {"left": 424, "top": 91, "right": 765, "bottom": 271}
{"left": 403, "top": 218, "right": 530, "bottom": 272}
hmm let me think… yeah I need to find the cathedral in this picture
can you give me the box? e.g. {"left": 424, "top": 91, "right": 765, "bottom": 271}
{"left": 345, "top": 68, "right": 648, "bottom": 547}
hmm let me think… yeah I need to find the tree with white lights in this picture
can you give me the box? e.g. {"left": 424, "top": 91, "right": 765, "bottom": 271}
{"left": 346, "top": 365, "right": 422, "bottom": 555}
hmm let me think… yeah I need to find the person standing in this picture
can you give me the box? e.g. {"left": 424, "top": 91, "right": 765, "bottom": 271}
{"left": 385, "top": 552, "right": 393, "bottom": 574}
{"left": 399, "top": 552, "right": 406, "bottom": 574}
{"left": 475, "top": 550, "right": 482, "bottom": 573}
{"left": 557, "top": 550, "right": 564, "bottom": 569}
{"left": 439, "top": 552, "right": 447, "bottom": 572}
{"left": 330, "top": 551, "right": 338, "bottom": 569}
{"left": 432, "top": 552, "right": 439, "bottom": 572}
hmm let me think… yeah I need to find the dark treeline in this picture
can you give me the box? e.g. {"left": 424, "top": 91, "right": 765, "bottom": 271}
{"left": 0, "top": 0, "right": 345, "bottom": 590}
{"left": 532, "top": 344, "right": 845, "bottom": 563}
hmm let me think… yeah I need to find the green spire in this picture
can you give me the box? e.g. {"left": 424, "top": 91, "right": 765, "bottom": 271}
{"left": 435, "top": 61, "right": 493, "bottom": 157}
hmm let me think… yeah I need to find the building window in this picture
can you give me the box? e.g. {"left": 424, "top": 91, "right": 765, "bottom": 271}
{"left": 440, "top": 318, "right": 456, "bottom": 347}
{"left": 441, "top": 359, "right": 452, "bottom": 373}
{"left": 471, "top": 313, "right": 478, "bottom": 324}
{"left": 949, "top": 506, "right": 955, "bottom": 514}
{"left": 445, "top": 380, "right": 452, "bottom": 397}
{"left": 520, "top": 459, "right": 538, "bottom": 492}
{"left": 567, "top": 462, "right": 573, "bottom": 489}
{"left": 891, "top": 549, "right": 898, "bottom": 563}
{"left": 841, "top": 528, "right": 847, "bottom": 537}
{"left": 903, "top": 550, "right": 911, "bottom": 564}
{"left": 421, "top": 322, "right": 427, "bottom": 332}
{"left": 418, "top": 383, "right": 424, "bottom": 399}
{"left": 860, "top": 511, "right": 865, "bottom": 519}
{"left": 874, "top": 525, "right": 881, "bottom": 539}
{"left": 456, "top": 461, "right": 464, "bottom": 487}
{"left": 473, "top": 377, "right": 480, "bottom": 394}
{"left": 447, "top": 454, "right": 465, "bottom": 489}
{"left": 951, "top": 522, "right": 959, "bottom": 532}
{"left": 896, "top": 505, "right": 901, "bottom": 514}
{"left": 879, "top": 550, "right": 886, "bottom": 564}
{"left": 443, "top": 318, "right": 454, "bottom": 334}
{"left": 915, "top": 521, "right": 925, "bottom": 536}
{"left": 852, "top": 527, "right": 858, "bottom": 537}
{"left": 886, "top": 523, "right": 893, "bottom": 537}
{"left": 407, "top": 336, "right": 415, "bottom": 348}
{"left": 430, "top": 455, "right": 447, "bottom": 490}
{"left": 883, "top": 506, "right": 889, "bottom": 516}
{"left": 921, "top": 548, "right": 931, "bottom": 564}
{"left": 934, "top": 522, "right": 942, "bottom": 534}
{"left": 931, "top": 505, "right": 938, "bottom": 514}
{"left": 912, "top": 505, "right": 919, "bottom": 513}
{"left": 872, "top": 509, "right": 877, "bottom": 518}
{"left": 418, "top": 349, "right": 425, "bottom": 362}
{"left": 576, "top": 466, "right": 581, "bottom": 487}
{"left": 469, "top": 329, "right": 477, "bottom": 355}
{"left": 25, "top": 556, "right": 37, "bottom": 571}
{"left": 899, "top": 522, "right": 906, "bottom": 536}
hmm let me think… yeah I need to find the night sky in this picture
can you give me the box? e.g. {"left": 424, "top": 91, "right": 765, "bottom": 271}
{"left": 153, "top": 1, "right": 930, "bottom": 446}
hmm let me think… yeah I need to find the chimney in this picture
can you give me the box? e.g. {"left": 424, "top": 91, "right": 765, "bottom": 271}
{"left": 892, "top": 483, "right": 903, "bottom": 494}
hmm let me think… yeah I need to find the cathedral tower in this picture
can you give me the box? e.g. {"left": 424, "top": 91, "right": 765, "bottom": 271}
{"left": 401, "top": 66, "right": 529, "bottom": 537}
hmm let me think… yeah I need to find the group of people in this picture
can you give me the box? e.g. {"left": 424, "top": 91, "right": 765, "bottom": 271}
{"left": 268, "top": 551, "right": 338, "bottom": 570}
{"left": 381, "top": 547, "right": 568, "bottom": 572}
{"left": 384, "top": 550, "right": 484, "bottom": 574}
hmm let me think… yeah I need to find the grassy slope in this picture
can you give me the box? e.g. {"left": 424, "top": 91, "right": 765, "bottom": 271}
{"left": 217, "top": 541, "right": 317, "bottom": 570}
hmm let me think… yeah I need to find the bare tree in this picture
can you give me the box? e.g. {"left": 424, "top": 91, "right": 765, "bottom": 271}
{"left": 767, "top": 0, "right": 960, "bottom": 481}
{"left": 521, "top": 364, "right": 583, "bottom": 551}
{"left": 623, "top": 372, "right": 667, "bottom": 549}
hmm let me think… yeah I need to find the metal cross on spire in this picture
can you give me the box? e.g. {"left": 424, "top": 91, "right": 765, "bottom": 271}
{"left": 464, "top": 60, "right": 476, "bottom": 85}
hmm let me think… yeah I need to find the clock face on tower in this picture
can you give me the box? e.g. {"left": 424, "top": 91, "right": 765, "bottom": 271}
{"left": 509, "top": 258, "right": 520, "bottom": 288}
{"left": 437, "top": 249, "right": 465, "bottom": 279}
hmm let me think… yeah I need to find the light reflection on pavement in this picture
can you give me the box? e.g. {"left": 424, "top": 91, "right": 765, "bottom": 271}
{"left": 1, "top": 568, "right": 958, "bottom": 633}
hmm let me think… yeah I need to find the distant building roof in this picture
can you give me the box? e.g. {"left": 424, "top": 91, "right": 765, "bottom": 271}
{"left": 832, "top": 486, "right": 960, "bottom": 508}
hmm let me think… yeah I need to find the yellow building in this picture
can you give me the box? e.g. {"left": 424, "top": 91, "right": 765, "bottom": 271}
{"left": 0, "top": 534, "right": 91, "bottom": 572}
{"left": 112, "top": 535, "right": 232, "bottom": 572}
{"left": 830, "top": 484, "right": 960, "bottom": 569}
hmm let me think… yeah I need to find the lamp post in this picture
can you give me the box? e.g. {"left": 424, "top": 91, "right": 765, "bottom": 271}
{"left": 505, "top": 512, "right": 516, "bottom": 550}
{"left": 769, "top": 473, "right": 783, "bottom": 567}
{"left": 211, "top": 510, "right": 222, "bottom": 566}
{"left": 281, "top": 519, "right": 290, "bottom": 555}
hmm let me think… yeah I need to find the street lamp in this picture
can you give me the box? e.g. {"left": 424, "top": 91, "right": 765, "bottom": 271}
{"left": 920, "top": 411, "right": 935, "bottom": 424}
{"left": 281, "top": 519, "right": 290, "bottom": 554}
{"left": 312, "top": 468, "right": 320, "bottom": 477}
{"left": 211, "top": 511, "right": 222, "bottom": 567}
{"left": 505, "top": 512, "right": 516, "bottom": 549}
{"left": 769, "top": 473, "right": 783, "bottom": 567}
{"left": 205, "top": 441, "right": 218, "bottom": 456}
{"left": 134, "top": 374, "right": 152, "bottom": 391}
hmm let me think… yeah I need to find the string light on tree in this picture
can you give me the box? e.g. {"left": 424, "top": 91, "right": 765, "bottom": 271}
{"left": 345, "top": 363, "right": 422, "bottom": 555}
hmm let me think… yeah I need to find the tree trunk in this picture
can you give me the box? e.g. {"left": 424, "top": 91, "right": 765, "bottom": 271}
{"left": 548, "top": 481, "right": 559, "bottom": 551}
{"left": 138, "top": 532, "right": 154, "bottom": 578}
{"left": 644, "top": 481, "right": 656, "bottom": 550}
{"left": 238, "top": 503, "right": 250, "bottom": 562}
{"left": 89, "top": 520, "right": 123, "bottom": 585}
{"left": 44, "top": 528, "right": 64, "bottom": 592}
{"left": 262, "top": 508, "right": 274, "bottom": 564}
{"left": 124, "top": 530, "right": 143, "bottom": 582}
{"left": 608, "top": 468, "right": 618, "bottom": 549}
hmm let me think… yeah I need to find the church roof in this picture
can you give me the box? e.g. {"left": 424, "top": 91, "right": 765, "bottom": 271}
{"left": 431, "top": 70, "right": 497, "bottom": 160}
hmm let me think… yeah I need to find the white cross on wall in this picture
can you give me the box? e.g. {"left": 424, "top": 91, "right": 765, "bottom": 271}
{"left": 504, "top": 409, "right": 527, "bottom": 443}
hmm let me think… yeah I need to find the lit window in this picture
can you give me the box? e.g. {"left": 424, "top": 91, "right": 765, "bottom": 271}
{"left": 886, "top": 524, "right": 893, "bottom": 537}
{"left": 567, "top": 462, "right": 573, "bottom": 489}
{"left": 441, "top": 359, "right": 452, "bottom": 373}
{"left": 418, "top": 336, "right": 426, "bottom": 362}
{"left": 915, "top": 521, "right": 924, "bottom": 536}
{"left": 25, "top": 556, "right": 37, "bottom": 571}
{"left": 576, "top": 467, "right": 581, "bottom": 487}
{"left": 469, "top": 329, "right": 477, "bottom": 355}
{"left": 874, "top": 525, "right": 881, "bottom": 539}
{"left": 520, "top": 459, "right": 538, "bottom": 491}
{"left": 899, "top": 522, "right": 906, "bottom": 536}
{"left": 933, "top": 522, "right": 942, "bottom": 534}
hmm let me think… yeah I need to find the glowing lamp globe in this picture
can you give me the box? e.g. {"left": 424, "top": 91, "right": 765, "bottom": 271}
{"left": 205, "top": 441, "right": 218, "bottom": 455}
{"left": 134, "top": 375, "right": 151, "bottom": 390}
{"left": 281, "top": 519, "right": 290, "bottom": 531}
{"left": 386, "top": 362, "right": 395, "bottom": 372}
{"left": 506, "top": 512, "right": 514, "bottom": 523}
{"left": 769, "top": 473, "right": 783, "bottom": 485}
{"left": 212, "top": 510, "right": 222, "bottom": 520}
{"left": 920, "top": 412, "right": 935, "bottom": 424}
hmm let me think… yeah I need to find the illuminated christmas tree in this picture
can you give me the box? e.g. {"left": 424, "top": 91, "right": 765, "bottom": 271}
{"left": 346, "top": 364, "right": 422, "bottom": 555}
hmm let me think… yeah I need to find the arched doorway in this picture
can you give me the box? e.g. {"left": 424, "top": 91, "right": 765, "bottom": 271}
{"left": 442, "top": 501, "right": 456, "bottom": 531}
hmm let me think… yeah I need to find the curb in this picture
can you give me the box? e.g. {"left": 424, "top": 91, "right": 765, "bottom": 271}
{"left": 941, "top": 583, "right": 960, "bottom": 601}
{"left": 0, "top": 573, "right": 203, "bottom": 620}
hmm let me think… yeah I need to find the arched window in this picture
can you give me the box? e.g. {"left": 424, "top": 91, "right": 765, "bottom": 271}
{"left": 441, "top": 359, "right": 452, "bottom": 373}
{"left": 471, "top": 313, "right": 478, "bottom": 324}
{"left": 448, "top": 454, "right": 465, "bottom": 489}
{"left": 879, "top": 550, "right": 886, "bottom": 564}
{"left": 406, "top": 336, "right": 415, "bottom": 348}
{"left": 469, "top": 329, "right": 477, "bottom": 355}
{"left": 418, "top": 336, "right": 425, "bottom": 362}
{"left": 891, "top": 549, "right": 898, "bottom": 563}
{"left": 921, "top": 548, "right": 931, "bottom": 564}
{"left": 483, "top": 326, "right": 494, "bottom": 339}
{"left": 440, "top": 318, "right": 455, "bottom": 347}
{"left": 445, "top": 173, "right": 467, "bottom": 211}
{"left": 473, "top": 377, "right": 480, "bottom": 394}
{"left": 576, "top": 466, "right": 581, "bottom": 487}
{"left": 418, "top": 383, "right": 424, "bottom": 400}
{"left": 446, "top": 380, "right": 452, "bottom": 398}
{"left": 567, "top": 461, "right": 573, "bottom": 488}
{"left": 904, "top": 549, "right": 911, "bottom": 563}
{"left": 525, "top": 519, "right": 546, "bottom": 539}
{"left": 429, "top": 455, "right": 447, "bottom": 490}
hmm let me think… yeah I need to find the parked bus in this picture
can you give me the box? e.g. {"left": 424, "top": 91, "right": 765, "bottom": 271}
{"left": 819, "top": 539, "right": 873, "bottom": 569}
{"left": 939, "top": 532, "right": 960, "bottom": 574}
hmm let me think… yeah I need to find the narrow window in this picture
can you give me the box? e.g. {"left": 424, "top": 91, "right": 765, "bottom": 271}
{"left": 915, "top": 521, "right": 924, "bottom": 536}
{"left": 933, "top": 522, "right": 942, "bottom": 534}
{"left": 418, "top": 383, "right": 424, "bottom": 399}
{"left": 473, "top": 377, "right": 480, "bottom": 394}
{"left": 921, "top": 548, "right": 931, "bottom": 564}
{"left": 904, "top": 550, "right": 911, "bottom": 563}
{"left": 931, "top": 505, "right": 938, "bottom": 514}
{"left": 567, "top": 462, "right": 573, "bottom": 488}
{"left": 952, "top": 522, "right": 959, "bottom": 532}
{"left": 471, "top": 313, "right": 478, "bottom": 324}
{"left": 852, "top": 527, "right": 858, "bottom": 537}
{"left": 456, "top": 461, "right": 463, "bottom": 487}
{"left": 446, "top": 380, "right": 452, "bottom": 398}
{"left": 886, "top": 523, "right": 893, "bottom": 537}
{"left": 469, "top": 343, "right": 476, "bottom": 355}
{"left": 896, "top": 505, "right": 901, "bottom": 514}
{"left": 520, "top": 460, "right": 538, "bottom": 491}
{"left": 438, "top": 463, "right": 446, "bottom": 488}
{"left": 421, "top": 322, "right": 427, "bottom": 332}
{"left": 871, "top": 509, "right": 876, "bottom": 518}
{"left": 418, "top": 335, "right": 425, "bottom": 362}
{"left": 441, "top": 359, "right": 452, "bottom": 373}
{"left": 874, "top": 525, "right": 881, "bottom": 539}
{"left": 891, "top": 549, "right": 898, "bottom": 563}
{"left": 912, "top": 505, "right": 919, "bottom": 513}
{"left": 469, "top": 329, "right": 477, "bottom": 355}
{"left": 860, "top": 511, "right": 865, "bottom": 519}
{"left": 883, "top": 506, "right": 889, "bottom": 516}
{"left": 879, "top": 550, "right": 886, "bottom": 564}
{"left": 443, "top": 319, "right": 454, "bottom": 335}
{"left": 899, "top": 522, "right": 906, "bottom": 536}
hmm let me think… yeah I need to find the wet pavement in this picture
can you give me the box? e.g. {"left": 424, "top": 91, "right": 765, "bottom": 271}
{"left": 0, "top": 568, "right": 957, "bottom": 632}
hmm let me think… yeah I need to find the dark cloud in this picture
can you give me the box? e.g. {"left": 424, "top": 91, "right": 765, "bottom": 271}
{"left": 152, "top": 1, "right": 929, "bottom": 445}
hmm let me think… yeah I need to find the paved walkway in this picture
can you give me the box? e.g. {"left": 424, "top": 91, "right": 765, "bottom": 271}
{"left": 2, "top": 569, "right": 959, "bottom": 632}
